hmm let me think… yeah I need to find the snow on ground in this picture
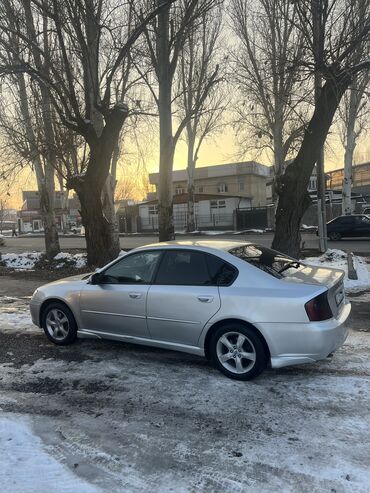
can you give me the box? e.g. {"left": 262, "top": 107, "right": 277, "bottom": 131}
{"left": 0, "top": 252, "right": 87, "bottom": 270}
{"left": 0, "top": 297, "right": 36, "bottom": 332}
{"left": 0, "top": 252, "right": 42, "bottom": 270}
{"left": 53, "top": 252, "right": 87, "bottom": 269}
{"left": 0, "top": 414, "right": 100, "bottom": 493}
{"left": 304, "top": 249, "right": 370, "bottom": 292}
{"left": 0, "top": 291, "right": 370, "bottom": 491}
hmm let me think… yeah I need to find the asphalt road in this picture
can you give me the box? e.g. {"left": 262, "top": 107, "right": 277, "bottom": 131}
{"left": 0, "top": 277, "right": 369, "bottom": 492}
{"left": 2, "top": 233, "right": 370, "bottom": 255}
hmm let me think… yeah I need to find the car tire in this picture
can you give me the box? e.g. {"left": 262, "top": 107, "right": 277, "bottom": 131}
{"left": 41, "top": 302, "right": 78, "bottom": 346}
{"left": 328, "top": 232, "right": 341, "bottom": 241}
{"left": 209, "top": 323, "right": 267, "bottom": 380}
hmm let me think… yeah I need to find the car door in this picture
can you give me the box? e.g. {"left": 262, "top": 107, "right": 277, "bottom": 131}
{"left": 146, "top": 249, "right": 221, "bottom": 347}
{"left": 79, "top": 250, "right": 162, "bottom": 338}
{"left": 334, "top": 216, "right": 355, "bottom": 237}
{"left": 353, "top": 215, "right": 370, "bottom": 237}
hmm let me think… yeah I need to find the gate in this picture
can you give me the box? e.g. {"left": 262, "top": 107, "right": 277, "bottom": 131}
{"left": 236, "top": 207, "right": 268, "bottom": 230}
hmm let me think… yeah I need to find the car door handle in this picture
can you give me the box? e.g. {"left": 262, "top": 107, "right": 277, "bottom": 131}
{"left": 197, "top": 295, "right": 214, "bottom": 303}
{"left": 129, "top": 292, "right": 142, "bottom": 299}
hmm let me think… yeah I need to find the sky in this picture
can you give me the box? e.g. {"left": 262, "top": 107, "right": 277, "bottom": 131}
{"left": 2, "top": 123, "right": 369, "bottom": 210}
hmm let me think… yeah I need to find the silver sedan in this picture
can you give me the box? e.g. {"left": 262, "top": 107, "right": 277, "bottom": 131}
{"left": 30, "top": 240, "right": 351, "bottom": 380}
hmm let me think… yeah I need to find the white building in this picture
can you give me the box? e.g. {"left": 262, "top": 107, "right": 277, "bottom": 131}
{"left": 137, "top": 192, "right": 251, "bottom": 232}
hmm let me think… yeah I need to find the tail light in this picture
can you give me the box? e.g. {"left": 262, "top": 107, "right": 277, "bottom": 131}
{"left": 305, "top": 291, "right": 333, "bottom": 321}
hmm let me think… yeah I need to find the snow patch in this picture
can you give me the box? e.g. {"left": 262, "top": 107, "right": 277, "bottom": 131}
{"left": 304, "top": 249, "right": 370, "bottom": 292}
{"left": 0, "top": 415, "right": 100, "bottom": 492}
{"left": 53, "top": 252, "right": 87, "bottom": 269}
{"left": 0, "top": 252, "right": 87, "bottom": 270}
{"left": 0, "top": 252, "right": 42, "bottom": 270}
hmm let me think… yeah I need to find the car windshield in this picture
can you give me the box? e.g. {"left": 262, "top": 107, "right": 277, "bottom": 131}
{"left": 229, "top": 244, "right": 300, "bottom": 278}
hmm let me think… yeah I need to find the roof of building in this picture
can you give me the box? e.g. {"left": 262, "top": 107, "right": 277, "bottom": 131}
{"left": 137, "top": 192, "right": 250, "bottom": 206}
{"left": 149, "top": 161, "right": 270, "bottom": 184}
{"left": 326, "top": 161, "right": 370, "bottom": 174}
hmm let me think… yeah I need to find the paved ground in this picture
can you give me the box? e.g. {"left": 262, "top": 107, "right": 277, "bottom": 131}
{"left": 2, "top": 233, "right": 370, "bottom": 255}
{"left": 0, "top": 276, "right": 370, "bottom": 492}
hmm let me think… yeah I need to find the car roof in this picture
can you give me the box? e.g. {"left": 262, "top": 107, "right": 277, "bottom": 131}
{"left": 330, "top": 214, "right": 368, "bottom": 221}
{"left": 134, "top": 239, "right": 251, "bottom": 253}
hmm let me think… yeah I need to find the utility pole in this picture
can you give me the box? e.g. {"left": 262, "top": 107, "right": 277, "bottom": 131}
{"left": 312, "top": 0, "right": 327, "bottom": 253}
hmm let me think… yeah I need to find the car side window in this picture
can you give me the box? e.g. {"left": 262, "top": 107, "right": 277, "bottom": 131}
{"left": 205, "top": 254, "right": 238, "bottom": 286}
{"left": 337, "top": 217, "right": 354, "bottom": 226}
{"left": 356, "top": 216, "right": 370, "bottom": 225}
{"left": 100, "top": 251, "right": 162, "bottom": 284}
{"left": 155, "top": 250, "right": 211, "bottom": 286}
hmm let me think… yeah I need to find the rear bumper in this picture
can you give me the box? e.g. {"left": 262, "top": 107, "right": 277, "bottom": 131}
{"left": 259, "top": 302, "right": 351, "bottom": 369}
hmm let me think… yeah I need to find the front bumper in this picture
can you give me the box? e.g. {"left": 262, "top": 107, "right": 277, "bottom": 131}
{"left": 29, "top": 300, "right": 41, "bottom": 327}
{"left": 258, "top": 301, "right": 351, "bottom": 369}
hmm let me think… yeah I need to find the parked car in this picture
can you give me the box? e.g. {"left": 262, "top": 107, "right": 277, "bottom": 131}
{"left": 362, "top": 206, "right": 370, "bottom": 215}
{"left": 0, "top": 234, "right": 5, "bottom": 246}
{"left": 30, "top": 241, "right": 350, "bottom": 380}
{"left": 326, "top": 214, "right": 370, "bottom": 240}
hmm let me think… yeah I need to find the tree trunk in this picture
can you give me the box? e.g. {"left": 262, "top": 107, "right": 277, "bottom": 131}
{"left": 70, "top": 108, "right": 127, "bottom": 266}
{"left": 157, "top": 1, "right": 175, "bottom": 242}
{"left": 342, "top": 88, "right": 358, "bottom": 215}
{"left": 272, "top": 75, "right": 350, "bottom": 257}
{"left": 77, "top": 187, "right": 117, "bottom": 267}
{"left": 271, "top": 121, "right": 284, "bottom": 225}
{"left": 187, "top": 136, "right": 196, "bottom": 232}
{"left": 102, "top": 174, "right": 120, "bottom": 253}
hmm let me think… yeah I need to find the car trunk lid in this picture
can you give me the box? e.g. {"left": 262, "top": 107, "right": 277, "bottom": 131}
{"left": 281, "top": 265, "right": 345, "bottom": 318}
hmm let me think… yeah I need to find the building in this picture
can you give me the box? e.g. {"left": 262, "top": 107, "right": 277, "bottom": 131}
{"left": 0, "top": 208, "right": 17, "bottom": 233}
{"left": 135, "top": 192, "right": 252, "bottom": 232}
{"left": 17, "top": 191, "right": 81, "bottom": 233}
{"left": 149, "top": 161, "right": 270, "bottom": 208}
{"left": 266, "top": 165, "right": 322, "bottom": 204}
{"left": 326, "top": 162, "right": 370, "bottom": 202}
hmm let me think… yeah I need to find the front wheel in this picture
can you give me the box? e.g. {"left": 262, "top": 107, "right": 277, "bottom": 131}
{"left": 41, "top": 302, "right": 78, "bottom": 345}
{"left": 210, "top": 323, "right": 267, "bottom": 380}
{"left": 328, "top": 232, "right": 341, "bottom": 241}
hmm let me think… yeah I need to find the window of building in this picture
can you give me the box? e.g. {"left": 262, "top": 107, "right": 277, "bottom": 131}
{"left": 198, "top": 186, "right": 204, "bottom": 193}
{"left": 148, "top": 205, "right": 158, "bottom": 215}
{"left": 210, "top": 199, "right": 226, "bottom": 209}
{"left": 217, "top": 183, "right": 228, "bottom": 193}
{"left": 175, "top": 185, "right": 185, "bottom": 195}
{"left": 239, "top": 182, "right": 245, "bottom": 191}
{"left": 32, "top": 219, "right": 42, "bottom": 231}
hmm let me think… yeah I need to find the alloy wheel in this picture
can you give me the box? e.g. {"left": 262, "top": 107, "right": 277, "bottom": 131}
{"left": 45, "top": 308, "right": 70, "bottom": 341}
{"left": 216, "top": 331, "right": 256, "bottom": 374}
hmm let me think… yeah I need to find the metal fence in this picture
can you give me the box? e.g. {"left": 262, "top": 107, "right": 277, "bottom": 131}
{"left": 138, "top": 212, "right": 235, "bottom": 232}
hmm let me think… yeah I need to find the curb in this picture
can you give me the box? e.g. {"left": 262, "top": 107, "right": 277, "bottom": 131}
{"left": 347, "top": 252, "right": 358, "bottom": 280}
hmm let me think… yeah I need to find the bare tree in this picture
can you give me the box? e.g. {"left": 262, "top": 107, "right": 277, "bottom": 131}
{"left": 339, "top": 73, "right": 369, "bottom": 214}
{"left": 271, "top": 0, "right": 370, "bottom": 257}
{"left": 0, "top": 198, "right": 6, "bottom": 234}
{"left": 230, "top": 0, "right": 308, "bottom": 205}
{"left": 0, "top": 0, "right": 174, "bottom": 266}
{"left": 0, "top": 73, "right": 63, "bottom": 258}
{"left": 177, "top": 7, "right": 224, "bottom": 231}
{"left": 139, "top": 0, "right": 222, "bottom": 241}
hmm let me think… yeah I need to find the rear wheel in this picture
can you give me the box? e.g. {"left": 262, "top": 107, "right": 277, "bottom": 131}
{"left": 209, "top": 323, "right": 267, "bottom": 380}
{"left": 328, "top": 232, "right": 341, "bottom": 241}
{"left": 41, "top": 302, "right": 77, "bottom": 345}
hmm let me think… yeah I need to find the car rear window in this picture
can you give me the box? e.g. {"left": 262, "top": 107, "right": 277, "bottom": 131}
{"left": 229, "top": 244, "right": 298, "bottom": 279}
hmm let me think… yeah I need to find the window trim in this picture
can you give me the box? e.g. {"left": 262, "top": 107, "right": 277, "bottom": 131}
{"left": 152, "top": 249, "right": 238, "bottom": 287}
{"left": 99, "top": 249, "right": 164, "bottom": 285}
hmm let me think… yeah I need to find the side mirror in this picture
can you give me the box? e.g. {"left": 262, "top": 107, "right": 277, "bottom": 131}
{"left": 89, "top": 272, "right": 103, "bottom": 285}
